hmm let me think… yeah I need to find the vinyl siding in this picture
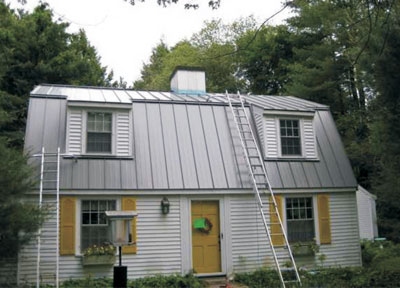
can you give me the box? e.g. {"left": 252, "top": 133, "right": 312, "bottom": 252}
{"left": 229, "top": 192, "right": 361, "bottom": 273}
{"left": 303, "top": 118, "right": 318, "bottom": 158}
{"left": 116, "top": 111, "right": 131, "bottom": 156}
{"left": 0, "top": 258, "right": 17, "bottom": 286}
{"left": 18, "top": 196, "right": 182, "bottom": 284}
{"left": 66, "top": 109, "right": 83, "bottom": 154}
{"left": 264, "top": 117, "right": 279, "bottom": 158}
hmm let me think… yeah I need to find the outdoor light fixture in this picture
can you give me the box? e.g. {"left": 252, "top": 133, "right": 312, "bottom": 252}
{"left": 106, "top": 211, "right": 137, "bottom": 288}
{"left": 161, "top": 197, "right": 170, "bottom": 214}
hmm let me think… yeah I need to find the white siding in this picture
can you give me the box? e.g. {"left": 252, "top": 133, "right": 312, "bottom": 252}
{"left": 262, "top": 116, "right": 317, "bottom": 159}
{"left": 0, "top": 258, "right": 17, "bottom": 286}
{"left": 356, "top": 189, "right": 378, "bottom": 240}
{"left": 66, "top": 109, "right": 83, "bottom": 154}
{"left": 18, "top": 196, "right": 181, "bottom": 284}
{"left": 320, "top": 193, "right": 361, "bottom": 267}
{"left": 116, "top": 111, "right": 131, "bottom": 156}
{"left": 229, "top": 192, "right": 361, "bottom": 272}
{"left": 264, "top": 117, "right": 279, "bottom": 158}
{"left": 303, "top": 118, "right": 318, "bottom": 158}
{"left": 254, "top": 113, "right": 264, "bottom": 150}
{"left": 66, "top": 108, "right": 132, "bottom": 156}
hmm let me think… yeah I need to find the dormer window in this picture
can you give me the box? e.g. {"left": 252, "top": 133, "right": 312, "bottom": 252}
{"left": 260, "top": 112, "right": 318, "bottom": 160}
{"left": 87, "top": 112, "right": 112, "bottom": 153}
{"left": 66, "top": 104, "right": 132, "bottom": 157}
{"left": 280, "top": 119, "right": 301, "bottom": 156}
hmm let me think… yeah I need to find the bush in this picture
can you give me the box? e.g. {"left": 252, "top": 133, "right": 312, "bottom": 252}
{"left": 235, "top": 265, "right": 400, "bottom": 288}
{"left": 129, "top": 273, "right": 205, "bottom": 288}
{"left": 59, "top": 273, "right": 204, "bottom": 288}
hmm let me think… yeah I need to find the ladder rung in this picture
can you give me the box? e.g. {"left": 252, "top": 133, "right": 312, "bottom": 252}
{"left": 43, "top": 180, "right": 57, "bottom": 182}
{"left": 44, "top": 161, "right": 58, "bottom": 163}
{"left": 43, "top": 170, "right": 58, "bottom": 173}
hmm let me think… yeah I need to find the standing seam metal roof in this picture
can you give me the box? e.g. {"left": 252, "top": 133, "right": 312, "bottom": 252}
{"left": 25, "top": 84, "right": 356, "bottom": 191}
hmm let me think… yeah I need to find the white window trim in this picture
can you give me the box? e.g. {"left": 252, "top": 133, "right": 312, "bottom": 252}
{"left": 82, "top": 110, "right": 116, "bottom": 155}
{"left": 282, "top": 195, "right": 320, "bottom": 245}
{"left": 66, "top": 106, "right": 133, "bottom": 157}
{"left": 276, "top": 117, "right": 306, "bottom": 158}
{"left": 75, "top": 196, "right": 121, "bottom": 256}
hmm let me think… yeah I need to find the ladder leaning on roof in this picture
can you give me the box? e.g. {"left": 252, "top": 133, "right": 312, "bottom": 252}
{"left": 33, "top": 147, "right": 61, "bottom": 288}
{"left": 226, "top": 92, "right": 301, "bottom": 288}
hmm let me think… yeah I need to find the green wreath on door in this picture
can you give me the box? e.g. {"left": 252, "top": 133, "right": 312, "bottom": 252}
{"left": 193, "top": 217, "right": 213, "bottom": 234}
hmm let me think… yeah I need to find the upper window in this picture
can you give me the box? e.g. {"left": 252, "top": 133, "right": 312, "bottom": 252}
{"left": 87, "top": 112, "right": 112, "bottom": 153}
{"left": 280, "top": 119, "right": 301, "bottom": 156}
{"left": 286, "top": 197, "right": 314, "bottom": 243}
{"left": 81, "top": 200, "right": 116, "bottom": 251}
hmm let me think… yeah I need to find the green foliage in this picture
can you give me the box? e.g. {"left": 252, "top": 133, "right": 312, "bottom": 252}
{"left": 59, "top": 273, "right": 204, "bottom": 288}
{"left": 133, "top": 18, "right": 255, "bottom": 93}
{"left": 0, "top": 137, "right": 46, "bottom": 257}
{"left": 235, "top": 240, "right": 400, "bottom": 287}
{"left": 0, "top": 2, "right": 110, "bottom": 147}
{"left": 82, "top": 244, "right": 116, "bottom": 256}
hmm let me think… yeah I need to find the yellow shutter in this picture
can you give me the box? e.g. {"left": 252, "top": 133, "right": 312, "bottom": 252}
{"left": 60, "top": 196, "right": 76, "bottom": 255}
{"left": 269, "top": 195, "right": 284, "bottom": 246}
{"left": 318, "top": 194, "right": 332, "bottom": 244}
{"left": 122, "top": 197, "right": 137, "bottom": 254}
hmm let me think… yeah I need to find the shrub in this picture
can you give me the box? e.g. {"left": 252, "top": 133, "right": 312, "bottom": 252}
{"left": 59, "top": 273, "right": 204, "bottom": 288}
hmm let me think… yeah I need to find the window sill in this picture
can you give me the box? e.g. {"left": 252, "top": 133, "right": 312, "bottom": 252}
{"left": 264, "top": 157, "right": 319, "bottom": 162}
{"left": 63, "top": 154, "right": 133, "bottom": 160}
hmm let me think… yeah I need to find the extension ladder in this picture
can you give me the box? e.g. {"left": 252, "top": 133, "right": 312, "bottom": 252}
{"left": 33, "top": 147, "right": 61, "bottom": 288}
{"left": 226, "top": 92, "right": 301, "bottom": 287}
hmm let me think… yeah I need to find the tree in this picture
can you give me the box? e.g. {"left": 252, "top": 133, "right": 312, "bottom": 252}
{"left": 368, "top": 3, "right": 400, "bottom": 241}
{"left": 134, "top": 19, "right": 255, "bottom": 92}
{"left": 236, "top": 25, "right": 293, "bottom": 95}
{"left": 0, "top": 1, "right": 111, "bottom": 255}
{"left": 124, "top": 0, "right": 221, "bottom": 9}
{"left": 0, "top": 2, "right": 110, "bottom": 147}
{"left": 0, "top": 105, "right": 46, "bottom": 257}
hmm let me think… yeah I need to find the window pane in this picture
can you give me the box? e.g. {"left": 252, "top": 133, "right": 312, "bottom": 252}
{"left": 82, "top": 213, "right": 90, "bottom": 224}
{"left": 81, "top": 200, "right": 116, "bottom": 251}
{"left": 280, "top": 119, "right": 301, "bottom": 156}
{"left": 90, "top": 212, "right": 98, "bottom": 224}
{"left": 87, "top": 132, "right": 112, "bottom": 153}
{"left": 286, "top": 197, "right": 314, "bottom": 243}
{"left": 82, "top": 201, "right": 90, "bottom": 212}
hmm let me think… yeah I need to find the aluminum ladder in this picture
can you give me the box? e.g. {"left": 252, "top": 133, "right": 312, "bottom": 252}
{"left": 226, "top": 92, "right": 301, "bottom": 287}
{"left": 34, "top": 147, "right": 61, "bottom": 288}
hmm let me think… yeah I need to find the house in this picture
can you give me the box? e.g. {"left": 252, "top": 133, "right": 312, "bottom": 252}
{"left": 356, "top": 185, "right": 378, "bottom": 240}
{"left": 16, "top": 68, "right": 361, "bottom": 285}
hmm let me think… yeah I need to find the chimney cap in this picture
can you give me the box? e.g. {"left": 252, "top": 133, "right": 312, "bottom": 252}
{"left": 169, "top": 66, "right": 205, "bottom": 81}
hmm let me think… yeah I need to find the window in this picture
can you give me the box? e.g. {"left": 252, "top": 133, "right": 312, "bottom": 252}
{"left": 280, "top": 119, "right": 301, "bottom": 156}
{"left": 81, "top": 200, "right": 116, "bottom": 251}
{"left": 87, "top": 112, "right": 112, "bottom": 153}
{"left": 286, "top": 197, "right": 314, "bottom": 243}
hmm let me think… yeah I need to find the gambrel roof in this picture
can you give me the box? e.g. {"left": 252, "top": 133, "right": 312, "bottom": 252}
{"left": 25, "top": 84, "right": 357, "bottom": 191}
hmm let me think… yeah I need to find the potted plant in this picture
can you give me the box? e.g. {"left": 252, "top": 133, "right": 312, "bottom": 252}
{"left": 291, "top": 241, "right": 319, "bottom": 257}
{"left": 82, "top": 244, "right": 116, "bottom": 266}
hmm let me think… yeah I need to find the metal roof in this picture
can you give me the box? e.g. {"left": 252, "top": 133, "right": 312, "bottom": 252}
{"left": 31, "top": 84, "right": 328, "bottom": 111}
{"left": 25, "top": 85, "right": 356, "bottom": 191}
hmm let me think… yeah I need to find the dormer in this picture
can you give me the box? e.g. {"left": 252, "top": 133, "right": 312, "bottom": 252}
{"left": 66, "top": 101, "right": 133, "bottom": 157}
{"left": 253, "top": 108, "right": 318, "bottom": 160}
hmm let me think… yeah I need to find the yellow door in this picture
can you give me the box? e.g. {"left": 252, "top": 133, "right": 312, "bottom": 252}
{"left": 191, "top": 200, "right": 221, "bottom": 273}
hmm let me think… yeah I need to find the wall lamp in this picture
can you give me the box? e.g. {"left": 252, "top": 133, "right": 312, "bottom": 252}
{"left": 161, "top": 197, "right": 170, "bottom": 214}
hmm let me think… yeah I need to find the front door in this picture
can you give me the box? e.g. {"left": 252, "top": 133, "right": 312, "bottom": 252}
{"left": 191, "top": 200, "right": 221, "bottom": 274}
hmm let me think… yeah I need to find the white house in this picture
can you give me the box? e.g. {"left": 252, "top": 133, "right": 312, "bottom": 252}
{"left": 14, "top": 67, "right": 361, "bottom": 286}
{"left": 356, "top": 185, "right": 378, "bottom": 240}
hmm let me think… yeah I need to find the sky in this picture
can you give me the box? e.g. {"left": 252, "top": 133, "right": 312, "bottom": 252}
{"left": 10, "top": 0, "right": 291, "bottom": 85}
